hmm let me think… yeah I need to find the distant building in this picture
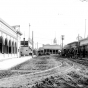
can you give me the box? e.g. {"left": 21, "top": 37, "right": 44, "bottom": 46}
{"left": 63, "top": 41, "right": 78, "bottom": 49}
{"left": 63, "top": 38, "right": 88, "bottom": 49}
{"left": 79, "top": 38, "right": 88, "bottom": 57}
{"left": 21, "top": 38, "right": 28, "bottom": 47}
{"left": 79, "top": 37, "right": 88, "bottom": 46}
{"left": 38, "top": 44, "right": 62, "bottom": 55}
{"left": 20, "top": 38, "right": 32, "bottom": 56}
{"left": 0, "top": 18, "right": 22, "bottom": 60}
{"left": 53, "top": 38, "right": 57, "bottom": 45}
{"left": 63, "top": 38, "right": 88, "bottom": 58}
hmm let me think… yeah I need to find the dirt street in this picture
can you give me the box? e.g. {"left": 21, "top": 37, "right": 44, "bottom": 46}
{"left": 0, "top": 55, "right": 88, "bottom": 88}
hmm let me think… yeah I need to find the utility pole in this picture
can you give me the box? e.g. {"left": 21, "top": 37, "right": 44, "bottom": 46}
{"left": 77, "top": 34, "right": 80, "bottom": 47}
{"left": 28, "top": 23, "right": 31, "bottom": 46}
{"left": 61, "top": 35, "right": 64, "bottom": 49}
{"left": 77, "top": 34, "right": 80, "bottom": 57}
{"left": 32, "top": 31, "right": 34, "bottom": 58}
{"left": 24, "top": 31, "right": 25, "bottom": 46}
{"left": 37, "top": 42, "right": 38, "bottom": 50}
{"left": 29, "top": 23, "right": 31, "bottom": 39}
{"left": 84, "top": 19, "right": 86, "bottom": 38}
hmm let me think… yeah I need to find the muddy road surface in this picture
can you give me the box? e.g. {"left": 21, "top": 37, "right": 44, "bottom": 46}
{"left": 0, "top": 55, "right": 88, "bottom": 88}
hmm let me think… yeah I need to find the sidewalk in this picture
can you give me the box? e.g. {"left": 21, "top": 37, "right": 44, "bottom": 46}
{"left": 0, "top": 56, "right": 33, "bottom": 70}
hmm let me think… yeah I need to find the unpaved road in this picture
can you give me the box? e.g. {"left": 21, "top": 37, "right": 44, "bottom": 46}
{"left": 0, "top": 56, "right": 88, "bottom": 88}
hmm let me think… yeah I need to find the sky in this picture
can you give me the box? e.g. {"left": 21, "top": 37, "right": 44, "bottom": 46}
{"left": 0, "top": 0, "right": 88, "bottom": 48}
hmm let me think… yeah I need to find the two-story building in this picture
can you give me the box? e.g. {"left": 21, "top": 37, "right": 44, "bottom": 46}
{"left": 0, "top": 18, "right": 22, "bottom": 60}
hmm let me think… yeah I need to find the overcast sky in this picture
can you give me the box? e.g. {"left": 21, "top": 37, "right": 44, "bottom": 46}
{"left": 0, "top": 0, "right": 88, "bottom": 48}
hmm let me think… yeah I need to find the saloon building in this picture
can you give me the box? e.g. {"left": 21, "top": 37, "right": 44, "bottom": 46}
{"left": 0, "top": 18, "right": 22, "bottom": 60}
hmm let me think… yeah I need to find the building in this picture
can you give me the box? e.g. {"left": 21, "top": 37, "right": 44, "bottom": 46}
{"left": 79, "top": 38, "right": 88, "bottom": 57}
{"left": 79, "top": 37, "right": 88, "bottom": 46}
{"left": 62, "top": 38, "right": 88, "bottom": 58}
{"left": 0, "top": 18, "right": 22, "bottom": 60}
{"left": 63, "top": 38, "right": 88, "bottom": 49}
{"left": 64, "top": 41, "right": 78, "bottom": 49}
{"left": 21, "top": 38, "right": 29, "bottom": 47}
{"left": 20, "top": 38, "right": 32, "bottom": 56}
{"left": 38, "top": 44, "right": 62, "bottom": 55}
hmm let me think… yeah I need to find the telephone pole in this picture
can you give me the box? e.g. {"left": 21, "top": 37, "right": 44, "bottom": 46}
{"left": 24, "top": 31, "right": 25, "bottom": 46}
{"left": 32, "top": 31, "right": 34, "bottom": 58}
{"left": 37, "top": 42, "right": 38, "bottom": 50}
{"left": 29, "top": 23, "right": 31, "bottom": 39}
{"left": 77, "top": 34, "right": 80, "bottom": 46}
{"left": 28, "top": 23, "right": 31, "bottom": 46}
{"left": 61, "top": 35, "right": 64, "bottom": 49}
{"left": 84, "top": 19, "right": 86, "bottom": 38}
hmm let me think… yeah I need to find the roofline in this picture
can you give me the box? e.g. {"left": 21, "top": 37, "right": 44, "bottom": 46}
{"left": 79, "top": 37, "right": 88, "bottom": 42}
{"left": 67, "top": 41, "right": 78, "bottom": 45}
{"left": 39, "top": 47, "right": 61, "bottom": 50}
{"left": 0, "top": 18, "right": 17, "bottom": 33}
{"left": 43, "top": 44, "right": 60, "bottom": 46}
{"left": 17, "top": 31, "right": 22, "bottom": 35}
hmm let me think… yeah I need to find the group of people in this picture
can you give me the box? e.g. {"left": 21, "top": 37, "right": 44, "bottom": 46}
{"left": 61, "top": 46, "right": 87, "bottom": 59}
